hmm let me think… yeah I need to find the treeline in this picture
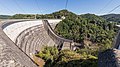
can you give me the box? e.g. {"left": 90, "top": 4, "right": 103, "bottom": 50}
{"left": 10, "top": 10, "right": 76, "bottom": 19}
{"left": 11, "top": 14, "right": 55, "bottom": 19}
{"left": 2, "top": 10, "right": 120, "bottom": 24}
{"left": 101, "top": 14, "right": 120, "bottom": 23}
{"left": 0, "top": 15, "right": 11, "bottom": 19}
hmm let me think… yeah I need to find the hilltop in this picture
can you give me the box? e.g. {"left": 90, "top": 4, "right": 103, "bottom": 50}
{"left": 80, "top": 13, "right": 106, "bottom": 22}
{"left": 0, "top": 15, "right": 11, "bottom": 19}
{"left": 101, "top": 14, "right": 120, "bottom": 23}
{"left": 1, "top": 10, "right": 120, "bottom": 23}
{"left": 10, "top": 10, "right": 77, "bottom": 19}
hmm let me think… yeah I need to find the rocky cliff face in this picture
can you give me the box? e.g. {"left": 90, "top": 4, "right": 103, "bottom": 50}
{"left": 98, "top": 49, "right": 120, "bottom": 67}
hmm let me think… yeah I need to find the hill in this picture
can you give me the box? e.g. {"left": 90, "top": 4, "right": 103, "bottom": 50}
{"left": 0, "top": 15, "right": 11, "bottom": 19}
{"left": 80, "top": 13, "right": 106, "bottom": 22}
{"left": 55, "top": 12, "right": 116, "bottom": 50}
{"left": 11, "top": 10, "right": 77, "bottom": 19}
{"left": 11, "top": 14, "right": 35, "bottom": 19}
{"left": 101, "top": 14, "right": 120, "bottom": 22}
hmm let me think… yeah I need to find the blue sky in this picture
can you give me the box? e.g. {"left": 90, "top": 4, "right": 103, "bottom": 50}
{"left": 0, "top": 0, "right": 120, "bottom": 15}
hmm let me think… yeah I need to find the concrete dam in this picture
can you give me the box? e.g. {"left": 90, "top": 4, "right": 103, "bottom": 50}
{"left": 0, "top": 19, "right": 120, "bottom": 67}
{"left": 0, "top": 19, "right": 62, "bottom": 67}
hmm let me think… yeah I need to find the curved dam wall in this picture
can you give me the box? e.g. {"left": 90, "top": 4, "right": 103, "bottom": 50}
{"left": 0, "top": 19, "right": 61, "bottom": 67}
{"left": 3, "top": 19, "right": 61, "bottom": 57}
{"left": 3, "top": 19, "right": 61, "bottom": 42}
{"left": 0, "top": 19, "right": 38, "bottom": 67}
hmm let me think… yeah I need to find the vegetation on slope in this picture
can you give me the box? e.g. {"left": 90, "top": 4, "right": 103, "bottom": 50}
{"left": 0, "top": 15, "right": 11, "bottom": 19}
{"left": 101, "top": 14, "right": 120, "bottom": 23}
{"left": 10, "top": 10, "right": 77, "bottom": 19}
{"left": 55, "top": 13, "right": 117, "bottom": 50}
{"left": 36, "top": 46, "right": 97, "bottom": 67}
{"left": 4, "top": 10, "right": 120, "bottom": 24}
{"left": 80, "top": 13, "right": 105, "bottom": 22}
{"left": 11, "top": 14, "right": 36, "bottom": 19}
{"left": 34, "top": 10, "right": 119, "bottom": 67}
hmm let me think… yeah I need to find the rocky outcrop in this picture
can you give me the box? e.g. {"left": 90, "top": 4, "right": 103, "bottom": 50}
{"left": 98, "top": 25, "right": 120, "bottom": 67}
{"left": 98, "top": 49, "right": 120, "bottom": 67}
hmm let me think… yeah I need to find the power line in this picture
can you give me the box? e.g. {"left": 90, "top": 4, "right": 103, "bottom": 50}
{"left": 14, "top": 0, "right": 26, "bottom": 13}
{"left": 98, "top": 0, "right": 113, "bottom": 14}
{"left": 0, "top": 2, "right": 15, "bottom": 14}
{"left": 108, "top": 5, "right": 120, "bottom": 13}
{"left": 65, "top": 0, "right": 68, "bottom": 9}
{"left": 35, "top": 0, "right": 42, "bottom": 13}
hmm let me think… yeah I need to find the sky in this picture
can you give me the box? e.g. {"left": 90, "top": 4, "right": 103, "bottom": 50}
{"left": 0, "top": 0, "right": 120, "bottom": 15}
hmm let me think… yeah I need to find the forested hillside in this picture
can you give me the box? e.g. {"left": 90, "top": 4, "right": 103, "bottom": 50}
{"left": 101, "top": 14, "right": 120, "bottom": 23}
{"left": 8, "top": 10, "right": 120, "bottom": 24}
{"left": 55, "top": 13, "right": 117, "bottom": 50}
{"left": 80, "top": 14, "right": 105, "bottom": 21}
{"left": 10, "top": 10, "right": 77, "bottom": 19}
{"left": 2, "top": 10, "right": 120, "bottom": 24}
{"left": 0, "top": 15, "right": 11, "bottom": 19}
{"left": 35, "top": 10, "right": 119, "bottom": 67}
